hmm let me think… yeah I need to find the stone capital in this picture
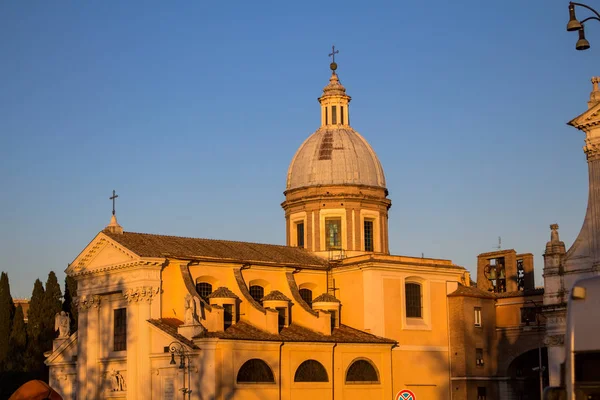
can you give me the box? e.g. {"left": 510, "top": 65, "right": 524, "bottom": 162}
{"left": 584, "top": 138, "right": 600, "bottom": 161}
{"left": 544, "top": 334, "right": 565, "bottom": 347}
{"left": 123, "top": 286, "right": 159, "bottom": 303}
{"left": 74, "top": 295, "right": 101, "bottom": 310}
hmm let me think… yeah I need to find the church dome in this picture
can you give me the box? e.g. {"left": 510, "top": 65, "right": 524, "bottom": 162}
{"left": 286, "top": 126, "right": 386, "bottom": 191}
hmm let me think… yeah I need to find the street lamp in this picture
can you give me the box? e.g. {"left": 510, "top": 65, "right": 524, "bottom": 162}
{"left": 169, "top": 341, "right": 192, "bottom": 400}
{"left": 523, "top": 300, "right": 546, "bottom": 400}
{"left": 566, "top": 2, "right": 600, "bottom": 50}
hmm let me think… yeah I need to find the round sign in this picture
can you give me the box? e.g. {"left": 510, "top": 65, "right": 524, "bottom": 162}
{"left": 396, "top": 389, "right": 416, "bottom": 400}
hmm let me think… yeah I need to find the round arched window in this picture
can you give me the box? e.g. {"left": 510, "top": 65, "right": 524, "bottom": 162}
{"left": 294, "top": 359, "right": 328, "bottom": 382}
{"left": 236, "top": 359, "right": 275, "bottom": 383}
{"left": 345, "top": 359, "right": 379, "bottom": 384}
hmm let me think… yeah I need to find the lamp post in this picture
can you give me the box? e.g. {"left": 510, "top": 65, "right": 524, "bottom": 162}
{"left": 567, "top": 2, "right": 600, "bottom": 50}
{"left": 169, "top": 341, "right": 192, "bottom": 400}
{"left": 524, "top": 300, "right": 546, "bottom": 400}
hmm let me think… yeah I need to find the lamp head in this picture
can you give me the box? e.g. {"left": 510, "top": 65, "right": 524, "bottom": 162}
{"left": 568, "top": 4, "right": 582, "bottom": 31}
{"left": 170, "top": 352, "right": 176, "bottom": 365}
{"left": 179, "top": 355, "right": 185, "bottom": 369}
{"left": 576, "top": 27, "right": 591, "bottom": 50}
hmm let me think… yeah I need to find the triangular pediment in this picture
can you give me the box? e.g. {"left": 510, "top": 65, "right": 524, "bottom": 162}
{"left": 66, "top": 232, "right": 140, "bottom": 276}
{"left": 45, "top": 332, "right": 78, "bottom": 365}
{"left": 568, "top": 102, "right": 600, "bottom": 129}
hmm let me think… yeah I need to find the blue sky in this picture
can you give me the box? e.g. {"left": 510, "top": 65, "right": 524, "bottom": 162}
{"left": 1, "top": 1, "right": 599, "bottom": 297}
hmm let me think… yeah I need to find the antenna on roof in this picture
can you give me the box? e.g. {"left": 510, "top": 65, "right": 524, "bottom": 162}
{"left": 496, "top": 236, "right": 502, "bottom": 250}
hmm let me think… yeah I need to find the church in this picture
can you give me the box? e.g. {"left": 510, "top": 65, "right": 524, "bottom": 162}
{"left": 44, "top": 59, "right": 478, "bottom": 400}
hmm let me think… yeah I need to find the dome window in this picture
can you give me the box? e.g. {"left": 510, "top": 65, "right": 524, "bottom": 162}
{"left": 340, "top": 106, "right": 345, "bottom": 125}
{"left": 364, "top": 220, "right": 374, "bottom": 252}
{"left": 325, "top": 218, "right": 342, "bottom": 250}
{"left": 331, "top": 105, "right": 337, "bottom": 124}
{"left": 296, "top": 222, "right": 305, "bottom": 248}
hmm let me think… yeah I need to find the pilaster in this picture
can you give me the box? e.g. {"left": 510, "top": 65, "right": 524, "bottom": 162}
{"left": 123, "top": 286, "right": 159, "bottom": 400}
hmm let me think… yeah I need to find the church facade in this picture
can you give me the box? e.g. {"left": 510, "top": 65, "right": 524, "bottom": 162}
{"left": 45, "top": 61, "right": 479, "bottom": 400}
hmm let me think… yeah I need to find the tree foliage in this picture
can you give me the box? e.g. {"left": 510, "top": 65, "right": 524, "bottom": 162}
{"left": 8, "top": 305, "right": 27, "bottom": 372}
{"left": 43, "top": 271, "right": 63, "bottom": 349}
{"left": 25, "top": 279, "right": 45, "bottom": 374}
{"left": 0, "top": 272, "right": 15, "bottom": 370}
{"left": 63, "top": 275, "right": 78, "bottom": 333}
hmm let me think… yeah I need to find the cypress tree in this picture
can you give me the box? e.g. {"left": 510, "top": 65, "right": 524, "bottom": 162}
{"left": 25, "top": 279, "right": 45, "bottom": 374}
{"left": 41, "top": 272, "right": 62, "bottom": 354}
{"left": 8, "top": 305, "right": 27, "bottom": 371}
{"left": 63, "top": 275, "right": 78, "bottom": 333}
{"left": 0, "top": 272, "right": 15, "bottom": 370}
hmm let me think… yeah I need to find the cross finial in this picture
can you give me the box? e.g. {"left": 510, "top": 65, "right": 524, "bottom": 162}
{"left": 328, "top": 45, "right": 339, "bottom": 64}
{"left": 109, "top": 190, "right": 119, "bottom": 216}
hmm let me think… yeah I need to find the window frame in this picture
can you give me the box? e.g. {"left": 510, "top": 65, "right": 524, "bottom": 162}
{"left": 402, "top": 277, "right": 431, "bottom": 330}
{"left": 236, "top": 358, "right": 276, "bottom": 384}
{"left": 196, "top": 282, "right": 213, "bottom": 302}
{"left": 299, "top": 288, "right": 313, "bottom": 307}
{"left": 113, "top": 308, "right": 127, "bottom": 352}
{"left": 294, "top": 359, "right": 329, "bottom": 383}
{"left": 249, "top": 285, "right": 265, "bottom": 306}
{"left": 474, "top": 307, "right": 482, "bottom": 327}
{"left": 476, "top": 348, "right": 484, "bottom": 367}
{"left": 344, "top": 358, "right": 380, "bottom": 385}
{"left": 319, "top": 209, "right": 347, "bottom": 252}
{"left": 363, "top": 219, "right": 374, "bottom": 252}
{"left": 405, "top": 282, "right": 422, "bottom": 318}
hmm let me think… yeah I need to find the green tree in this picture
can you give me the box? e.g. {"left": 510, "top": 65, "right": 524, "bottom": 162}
{"left": 0, "top": 271, "right": 15, "bottom": 370}
{"left": 25, "top": 279, "right": 45, "bottom": 374}
{"left": 8, "top": 305, "right": 27, "bottom": 371}
{"left": 62, "top": 275, "right": 78, "bottom": 333}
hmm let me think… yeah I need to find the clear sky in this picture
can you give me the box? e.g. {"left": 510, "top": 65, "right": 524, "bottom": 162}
{"left": 1, "top": 0, "right": 599, "bottom": 297}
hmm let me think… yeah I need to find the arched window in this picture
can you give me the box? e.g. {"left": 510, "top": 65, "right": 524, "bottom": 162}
{"left": 299, "top": 288, "right": 313, "bottom": 306}
{"left": 405, "top": 282, "right": 422, "bottom": 318}
{"left": 249, "top": 285, "right": 264, "bottom": 305}
{"left": 294, "top": 359, "right": 328, "bottom": 382}
{"left": 236, "top": 359, "right": 275, "bottom": 383}
{"left": 196, "top": 282, "right": 212, "bottom": 301}
{"left": 345, "top": 359, "right": 379, "bottom": 384}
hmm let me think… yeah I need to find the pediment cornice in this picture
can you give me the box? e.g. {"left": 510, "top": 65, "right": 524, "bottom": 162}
{"left": 568, "top": 103, "right": 600, "bottom": 130}
{"left": 67, "top": 232, "right": 162, "bottom": 277}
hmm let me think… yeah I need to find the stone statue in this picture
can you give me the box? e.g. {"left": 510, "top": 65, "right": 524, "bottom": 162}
{"left": 54, "top": 311, "right": 70, "bottom": 338}
{"left": 184, "top": 294, "right": 196, "bottom": 325}
{"left": 111, "top": 370, "right": 126, "bottom": 391}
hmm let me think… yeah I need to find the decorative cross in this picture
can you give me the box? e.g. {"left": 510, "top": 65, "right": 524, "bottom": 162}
{"left": 330, "top": 278, "right": 340, "bottom": 297}
{"left": 109, "top": 190, "right": 118, "bottom": 216}
{"left": 328, "top": 45, "right": 339, "bottom": 63}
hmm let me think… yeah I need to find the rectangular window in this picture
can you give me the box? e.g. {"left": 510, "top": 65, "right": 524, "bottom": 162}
{"left": 325, "top": 218, "right": 342, "bottom": 250}
{"left": 113, "top": 308, "right": 127, "bottom": 351}
{"left": 325, "top": 107, "right": 328, "bottom": 125}
{"left": 520, "top": 307, "right": 537, "bottom": 325}
{"left": 474, "top": 307, "right": 482, "bottom": 327}
{"left": 364, "top": 220, "right": 374, "bottom": 251}
{"left": 276, "top": 307, "right": 287, "bottom": 331}
{"left": 476, "top": 348, "right": 484, "bottom": 367}
{"left": 477, "top": 387, "right": 487, "bottom": 400}
{"left": 224, "top": 304, "right": 233, "bottom": 330}
{"left": 340, "top": 106, "right": 344, "bottom": 125}
{"left": 296, "top": 222, "right": 304, "bottom": 248}
{"left": 405, "top": 283, "right": 422, "bottom": 318}
{"left": 331, "top": 106, "right": 337, "bottom": 124}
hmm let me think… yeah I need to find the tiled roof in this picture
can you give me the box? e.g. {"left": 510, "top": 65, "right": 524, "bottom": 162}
{"left": 312, "top": 293, "right": 341, "bottom": 303}
{"left": 203, "top": 321, "right": 395, "bottom": 344}
{"left": 448, "top": 285, "right": 496, "bottom": 299}
{"left": 207, "top": 287, "right": 239, "bottom": 299}
{"left": 104, "top": 231, "right": 329, "bottom": 269}
{"left": 261, "top": 290, "right": 291, "bottom": 302}
{"left": 147, "top": 318, "right": 200, "bottom": 349}
{"left": 495, "top": 288, "right": 544, "bottom": 298}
